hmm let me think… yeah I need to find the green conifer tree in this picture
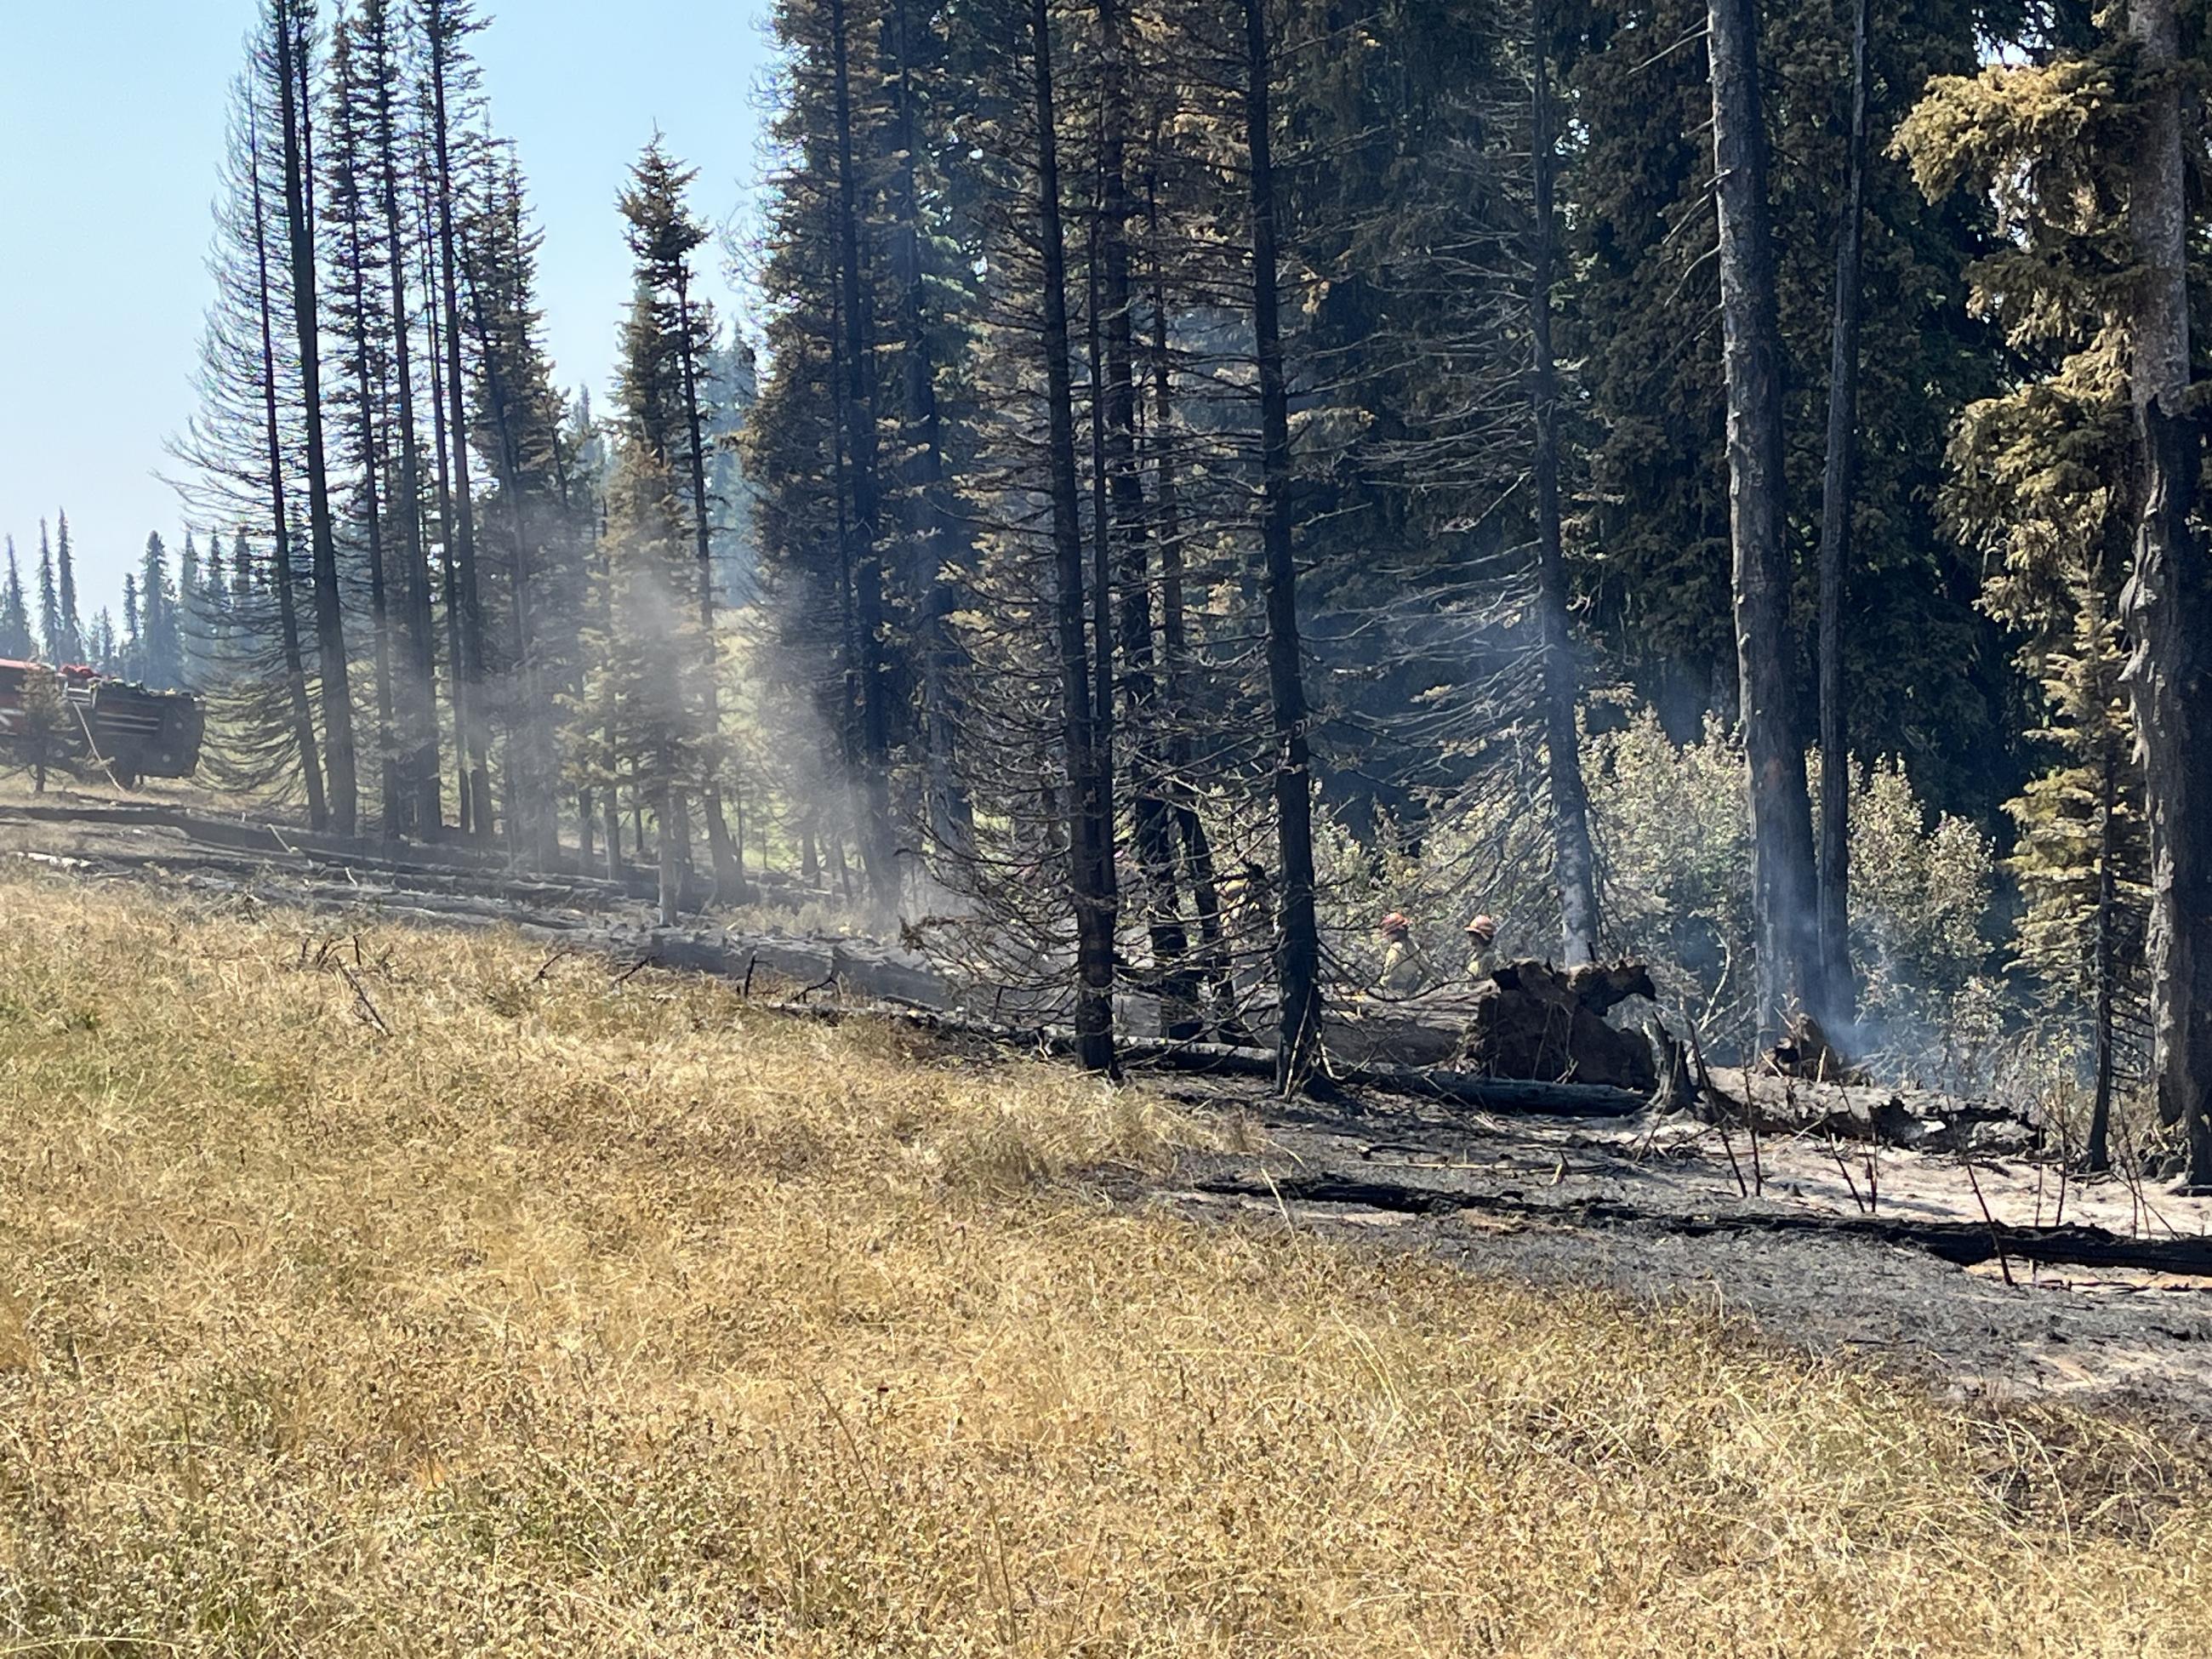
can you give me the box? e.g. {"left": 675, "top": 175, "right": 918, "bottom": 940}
{"left": 54, "top": 510, "right": 84, "bottom": 664}
{"left": 35, "top": 522, "right": 60, "bottom": 663}
{"left": 140, "top": 533, "right": 184, "bottom": 687}
{"left": 2007, "top": 570, "right": 2150, "bottom": 1171}
{"left": 0, "top": 538, "right": 32, "bottom": 658}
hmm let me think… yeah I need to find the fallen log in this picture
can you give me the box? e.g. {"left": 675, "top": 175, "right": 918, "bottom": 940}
{"left": 1189, "top": 1176, "right": 2212, "bottom": 1276}
{"left": 744, "top": 998, "right": 1649, "bottom": 1115}
{"left": 1701, "top": 1065, "right": 2039, "bottom": 1155}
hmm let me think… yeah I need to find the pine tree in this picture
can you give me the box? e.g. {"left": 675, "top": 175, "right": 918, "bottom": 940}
{"left": 123, "top": 573, "right": 144, "bottom": 679}
{"left": 420, "top": 0, "right": 493, "bottom": 837}
{"left": 463, "top": 146, "right": 591, "bottom": 869}
{"left": 270, "top": 0, "right": 361, "bottom": 835}
{"left": 616, "top": 141, "right": 745, "bottom": 897}
{"left": 140, "top": 533, "right": 183, "bottom": 687}
{"left": 177, "top": 531, "right": 205, "bottom": 684}
{"left": 1707, "top": 0, "right": 1821, "bottom": 1037}
{"left": 54, "top": 510, "right": 84, "bottom": 664}
{"left": 2007, "top": 570, "right": 2149, "bottom": 1172}
{"left": 36, "top": 522, "right": 60, "bottom": 664}
{"left": 0, "top": 538, "right": 31, "bottom": 658}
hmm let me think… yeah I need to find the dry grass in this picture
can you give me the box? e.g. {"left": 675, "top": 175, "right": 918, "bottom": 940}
{"left": 2, "top": 869, "right": 2210, "bottom": 1656}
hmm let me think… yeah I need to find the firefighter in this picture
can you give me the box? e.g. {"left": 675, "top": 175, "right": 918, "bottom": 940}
{"left": 1464, "top": 914, "right": 1500, "bottom": 982}
{"left": 1377, "top": 912, "right": 1427, "bottom": 996}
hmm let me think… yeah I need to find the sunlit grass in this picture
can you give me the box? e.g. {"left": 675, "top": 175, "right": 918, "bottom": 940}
{"left": 1, "top": 868, "right": 2208, "bottom": 1656}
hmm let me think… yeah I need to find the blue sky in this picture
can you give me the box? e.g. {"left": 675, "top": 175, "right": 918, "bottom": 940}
{"left": 0, "top": 1, "right": 772, "bottom": 624}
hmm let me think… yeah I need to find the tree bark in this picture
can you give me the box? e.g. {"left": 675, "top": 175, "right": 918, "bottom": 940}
{"left": 1148, "top": 171, "right": 1234, "bottom": 1031}
{"left": 673, "top": 260, "right": 747, "bottom": 903}
{"left": 272, "top": 2, "right": 358, "bottom": 837}
{"left": 1095, "top": 0, "right": 1194, "bottom": 1037}
{"left": 1815, "top": 0, "right": 1871, "bottom": 1028}
{"left": 2120, "top": 0, "right": 2212, "bottom": 1188}
{"left": 885, "top": 0, "right": 975, "bottom": 859}
{"left": 1707, "top": 0, "right": 1821, "bottom": 1041}
{"left": 369, "top": 0, "right": 442, "bottom": 840}
{"left": 248, "top": 87, "right": 328, "bottom": 831}
{"left": 425, "top": 0, "right": 493, "bottom": 840}
{"left": 828, "top": 0, "right": 901, "bottom": 917}
{"left": 1032, "top": 0, "right": 1120, "bottom": 1075}
{"left": 2090, "top": 738, "right": 2118, "bottom": 1172}
{"left": 1530, "top": 8, "right": 1600, "bottom": 968}
{"left": 419, "top": 226, "right": 473, "bottom": 838}
{"left": 1243, "top": 0, "right": 1323, "bottom": 1090}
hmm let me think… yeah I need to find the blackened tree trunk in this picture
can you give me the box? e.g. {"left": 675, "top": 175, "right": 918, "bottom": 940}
{"left": 1097, "top": 0, "right": 1194, "bottom": 1036}
{"left": 828, "top": 0, "right": 901, "bottom": 916}
{"left": 273, "top": 1, "right": 359, "bottom": 836}
{"left": 1244, "top": 0, "right": 1322, "bottom": 1089}
{"left": 426, "top": 0, "right": 493, "bottom": 840}
{"left": 1530, "top": 10, "right": 1599, "bottom": 968}
{"left": 673, "top": 259, "right": 748, "bottom": 901}
{"left": 1815, "top": 0, "right": 1871, "bottom": 1027}
{"left": 1707, "top": 0, "right": 1821, "bottom": 1040}
{"left": 1033, "top": 0, "right": 1119, "bottom": 1074}
{"left": 2090, "top": 738, "right": 2120, "bottom": 1172}
{"left": 1148, "top": 173, "right": 1233, "bottom": 1029}
{"left": 420, "top": 225, "right": 473, "bottom": 837}
{"left": 369, "top": 0, "right": 442, "bottom": 838}
{"left": 2121, "top": 0, "right": 2212, "bottom": 1188}
{"left": 329, "top": 20, "right": 400, "bottom": 833}
{"left": 339, "top": 164, "right": 401, "bottom": 835}
{"left": 886, "top": 0, "right": 975, "bottom": 858}
{"left": 248, "top": 97, "right": 328, "bottom": 830}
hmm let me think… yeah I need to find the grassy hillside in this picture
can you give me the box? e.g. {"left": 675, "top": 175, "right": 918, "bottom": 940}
{"left": 2, "top": 869, "right": 2208, "bottom": 1656}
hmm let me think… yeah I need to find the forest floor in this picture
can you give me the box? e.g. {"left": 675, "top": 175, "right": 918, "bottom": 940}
{"left": 8, "top": 779, "right": 2212, "bottom": 1651}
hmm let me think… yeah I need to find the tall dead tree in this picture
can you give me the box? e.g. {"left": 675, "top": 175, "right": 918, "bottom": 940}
{"left": 248, "top": 89, "right": 328, "bottom": 830}
{"left": 1244, "top": 0, "right": 1322, "bottom": 1087}
{"left": 1033, "top": 0, "right": 1120, "bottom": 1074}
{"left": 670, "top": 231, "right": 747, "bottom": 901}
{"left": 366, "top": 0, "right": 442, "bottom": 837}
{"left": 885, "top": 0, "right": 975, "bottom": 858}
{"left": 829, "top": 0, "right": 901, "bottom": 915}
{"left": 1815, "top": 0, "right": 1871, "bottom": 1026}
{"left": 272, "top": 0, "right": 359, "bottom": 836}
{"left": 1097, "top": 0, "right": 1195, "bottom": 1034}
{"left": 2121, "top": 0, "right": 2212, "bottom": 1186}
{"left": 425, "top": 0, "right": 493, "bottom": 838}
{"left": 1530, "top": 4, "right": 1599, "bottom": 967}
{"left": 1707, "top": 0, "right": 1821, "bottom": 1040}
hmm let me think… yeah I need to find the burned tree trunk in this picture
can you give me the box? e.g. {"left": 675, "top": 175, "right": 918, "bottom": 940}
{"left": 885, "top": 0, "right": 975, "bottom": 858}
{"left": 425, "top": 0, "right": 493, "bottom": 840}
{"left": 248, "top": 93, "right": 328, "bottom": 830}
{"left": 1530, "top": 9, "right": 1599, "bottom": 968}
{"left": 1243, "top": 0, "right": 1323, "bottom": 1090}
{"left": 1032, "top": 0, "right": 1120, "bottom": 1074}
{"left": 673, "top": 259, "right": 748, "bottom": 904}
{"left": 1148, "top": 174, "right": 1234, "bottom": 1029}
{"left": 828, "top": 0, "right": 901, "bottom": 917}
{"left": 272, "top": 3, "right": 359, "bottom": 837}
{"left": 368, "top": 0, "right": 442, "bottom": 840}
{"left": 2121, "top": 0, "right": 2212, "bottom": 1189}
{"left": 1815, "top": 0, "right": 1871, "bottom": 1028}
{"left": 1707, "top": 0, "right": 1821, "bottom": 1040}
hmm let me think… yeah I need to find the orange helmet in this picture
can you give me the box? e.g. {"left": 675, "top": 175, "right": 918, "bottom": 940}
{"left": 1380, "top": 912, "right": 1411, "bottom": 935}
{"left": 1466, "top": 914, "right": 1497, "bottom": 941}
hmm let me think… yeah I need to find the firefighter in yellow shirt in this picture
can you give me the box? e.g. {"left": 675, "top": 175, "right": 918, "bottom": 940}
{"left": 1377, "top": 912, "right": 1428, "bottom": 996}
